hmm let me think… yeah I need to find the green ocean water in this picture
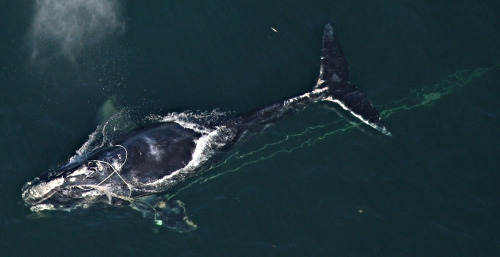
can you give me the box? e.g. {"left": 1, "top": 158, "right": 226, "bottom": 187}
{"left": 1, "top": 1, "right": 500, "bottom": 256}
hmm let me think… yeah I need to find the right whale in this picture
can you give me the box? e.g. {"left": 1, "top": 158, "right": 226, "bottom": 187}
{"left": 21, "top": 23, "right": 391, "bottom": 232}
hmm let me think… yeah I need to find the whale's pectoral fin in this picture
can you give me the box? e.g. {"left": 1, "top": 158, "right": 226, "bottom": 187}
{"left": 131, "top": 198, "right": 197, "bottom": 232}
{"left": 316, "top": 24, "right": 391, "bottom": 136}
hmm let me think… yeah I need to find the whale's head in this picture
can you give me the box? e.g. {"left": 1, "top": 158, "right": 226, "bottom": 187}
{"left": 21, "top": 122, "right": 205, "bottom": 214}
{"left": 22, "top": 147, "right": 129, "bottom": 212}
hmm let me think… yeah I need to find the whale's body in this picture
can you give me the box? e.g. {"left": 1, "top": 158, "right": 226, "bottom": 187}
{"left": 22, "top": 24, "right": 390, "bottom": 232}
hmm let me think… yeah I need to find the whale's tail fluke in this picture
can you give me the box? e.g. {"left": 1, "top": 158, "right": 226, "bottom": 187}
{"left": 316, "top": 24, "right": 391, "bottom": 136}
{"left": 241, "top": 23, "right": 390, "bottom": 136}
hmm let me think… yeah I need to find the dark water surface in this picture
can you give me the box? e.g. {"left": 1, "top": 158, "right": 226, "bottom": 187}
{"left": 1, "top": 1, "right": 500, "bottom": 256}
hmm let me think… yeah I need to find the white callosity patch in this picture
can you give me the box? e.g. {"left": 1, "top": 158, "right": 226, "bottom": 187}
{"left": 81, "top": 190, "right": 101, "bottom": 198}
{"left": 30, "top": 204, "right": 57, "bottom": 212}
{"left": 24, "top": 177, "right": 64, "bottom": 202}
{"left": 111, "top": 153, "right": 125, "bottom": 171}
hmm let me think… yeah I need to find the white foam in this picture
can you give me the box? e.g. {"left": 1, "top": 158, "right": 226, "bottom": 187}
{"left": 143, "top": 111, "right": 236, "bottom": 188}
{"left": 63, "top": 110, "right": 232, "bottom": 189}
{"left": 66, "top": 108, "right": 134, "bottom": 167}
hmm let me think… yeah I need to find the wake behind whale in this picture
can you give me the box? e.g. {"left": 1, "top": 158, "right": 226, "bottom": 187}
{"left": 21, "top": 24, "right": 391, "bottom": 232}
